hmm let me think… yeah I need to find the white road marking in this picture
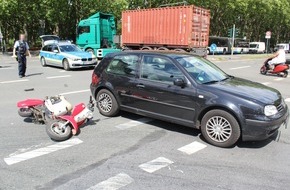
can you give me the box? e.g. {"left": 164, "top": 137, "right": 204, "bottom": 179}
{"left": 0, "top": 79, "right": 29, "bottom": 84}
{"left": 46, "top": 75, "right": 71, "bottom": 79}
{"left": 229, "top": 66, "right": 251, "bottom": 70}
{"left": 0, "top": 67, "right": 15, "bottom": 70}
{"left": 177, "top": 141, "right": 207, "bottom": 155}
{"left": 139, "top": 157, "right": 174, "bottom": 173}
{"left": 285, "top": 98, "right": 290, "bottom": 103}
{"left": 60, "top": 89, "right": 90, "bottom": 95}
{"left": 87, "top": 173, "right": 134, "bottom": 190}
{"left": 4, "top": 138, "right": 83, "bottom": 165}
{"left": 262, "top": 82, "right": 271, "bottom": 85}
{"left": 274, "top": 78, "right": 284, "bottom": 81}
{"left": 115, "top": 117, "right": 153, "bottom": 130}
{"left": 59, "top": 70, "right": 67, "bottom": 73}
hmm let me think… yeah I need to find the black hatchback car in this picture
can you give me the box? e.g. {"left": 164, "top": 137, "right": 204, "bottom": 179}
{"left": 90, "top": 51, "right": 289, "bottom": 147}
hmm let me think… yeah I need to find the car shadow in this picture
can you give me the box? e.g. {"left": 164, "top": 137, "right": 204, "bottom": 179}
{"left": 117, "top": 112, "right": 278, "bottom": 149}
{"left": 45, "top": 65, "right": 94, "bottom": 71}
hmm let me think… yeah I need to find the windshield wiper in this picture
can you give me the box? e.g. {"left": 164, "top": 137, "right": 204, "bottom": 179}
{"left": 202, "top": 80, "right": 220, "bottom": 84}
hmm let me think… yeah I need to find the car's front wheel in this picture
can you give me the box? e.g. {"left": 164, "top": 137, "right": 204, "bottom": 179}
{"left": 201, "top": 110, "right": 241, "bottom": 148}
{"left": 63, "top": 59, "right": 70, "bottom": 71}
{"left": 96, "top": 89, "right": 119, "bottom": 117}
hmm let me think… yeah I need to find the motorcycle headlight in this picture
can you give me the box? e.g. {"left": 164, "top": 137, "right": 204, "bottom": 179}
{"left": 264, "top": 105, "right": 278, "bottom": 116}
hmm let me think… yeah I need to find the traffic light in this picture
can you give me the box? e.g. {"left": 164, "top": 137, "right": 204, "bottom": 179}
{"left": 235, "top": 28, "right": 240, "bottom": 37}
{"left": 228, "top": 28, "right": 233, "bottom": 38}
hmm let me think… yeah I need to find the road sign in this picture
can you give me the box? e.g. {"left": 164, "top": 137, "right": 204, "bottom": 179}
{"left": 265, "top": 31, "right": 271, "bottom": 39}
{"left": 210, "top": 43, "right": 217, "bottom": 51}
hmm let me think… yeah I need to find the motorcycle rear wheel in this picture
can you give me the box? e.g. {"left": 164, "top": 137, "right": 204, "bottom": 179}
{"left": 18, "top": 108, "right": 33, "bottom": 117}
{"left": 46, "top": 120, "right": 72, "bottom": 141}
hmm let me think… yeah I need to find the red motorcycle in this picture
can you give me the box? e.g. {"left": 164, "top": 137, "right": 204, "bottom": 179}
{"left": 17, "top": 96, "right": 95, "bottom": 141}
{"left": 260, "top": 58, "right": 289, "bottom": 77}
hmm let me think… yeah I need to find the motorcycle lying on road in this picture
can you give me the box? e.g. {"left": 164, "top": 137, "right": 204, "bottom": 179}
{"left": 17, "top": 95, "right": 95, "bottom": 141}
{"left": 260, "top": 58, "right": 290, "bottom": 77}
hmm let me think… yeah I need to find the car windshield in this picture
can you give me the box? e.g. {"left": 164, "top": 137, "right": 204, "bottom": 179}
{"left": 59, "top": 45, "right": 82, "bottom": 52}
{"left": 175, "top": 56, "right": 229, "bottom": 84}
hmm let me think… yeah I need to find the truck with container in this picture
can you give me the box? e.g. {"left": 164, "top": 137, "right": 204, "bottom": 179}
{"left": 121, "top": 5, "right": 210, "bottom": 57}
{"left": 76, "top": 12, "right": 120, "bottom": 59}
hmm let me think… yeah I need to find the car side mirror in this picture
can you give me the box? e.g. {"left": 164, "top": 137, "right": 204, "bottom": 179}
{"left": 53, "top": 49, "right": 59, "bottom": 53}
{"left": 173, "top": 78, "right": 186, "bottom": 87}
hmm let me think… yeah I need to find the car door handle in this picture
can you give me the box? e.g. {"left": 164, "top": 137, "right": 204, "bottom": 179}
{"left": 136, "top": 84, "right": 145, "bottom": 88}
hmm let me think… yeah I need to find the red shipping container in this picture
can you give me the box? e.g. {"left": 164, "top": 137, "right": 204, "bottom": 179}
{"left": 122, "top": 5, "right": 210, "bottom": 51}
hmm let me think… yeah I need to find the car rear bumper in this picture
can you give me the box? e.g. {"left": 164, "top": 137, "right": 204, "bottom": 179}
{"left": 243, "top": 108, "right": 289, "bottom": 141}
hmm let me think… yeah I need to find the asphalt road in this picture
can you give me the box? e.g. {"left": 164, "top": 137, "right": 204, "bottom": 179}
{"left": 0, "top": 54, "right": 290, "bottom": 190}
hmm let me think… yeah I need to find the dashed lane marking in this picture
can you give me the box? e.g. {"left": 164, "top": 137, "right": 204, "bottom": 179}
{"left": 178, "top": 141, "right": 207, "bottom": 155}
{"left": 274, "top": 78, "right": 284, "bottom": 81}
{"left": 229, "top": 66, "right": 251, "bottom": 70}
{"left": 262, "top": 82, "right": 271, "bottom": 85}
{"left": 0, "top": 79, "right": 29, "bottom": 84}
{"left": 86, "top": 173, "right": 134, "bottom": 190}
{"left": 285, "top": 98, "right": 290, "bottom": 103}
{"left": 46, "top": 75, "right": 71, "bottom": 79}
{"left": 4, "top": 138, "right": 83, "bottom": 165}
{"left": 59, "top": 89, "right": 90, "bottom": 96}
{"left": 115, "top": 117, "right": 153, "bottom": 130}
{"left": 59, "top": 70, "right": 67, "bottom": 73}
{"left": 139, "top": 157, "right": 174, "bottom": 173}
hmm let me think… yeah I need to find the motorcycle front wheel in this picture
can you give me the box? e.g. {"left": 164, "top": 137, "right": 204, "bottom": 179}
{"left": 46, "top": 120, "right": 72, "bottom": 141}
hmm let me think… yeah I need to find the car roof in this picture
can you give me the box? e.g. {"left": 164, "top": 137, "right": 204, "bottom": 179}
{"left": 43, "top": 41, "right": 73, "bottom": 46}
{"left": 108, "top": 50, "right": 197, "bottom": 59}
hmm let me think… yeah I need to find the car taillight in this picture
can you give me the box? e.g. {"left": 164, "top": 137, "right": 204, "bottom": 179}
{"left": 92, "top": 72, "right": 100, "bottom": 85}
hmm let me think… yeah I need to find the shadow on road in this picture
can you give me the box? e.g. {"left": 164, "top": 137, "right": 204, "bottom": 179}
{"left": 117, "top": 111, "right": 277, "bottom": 149}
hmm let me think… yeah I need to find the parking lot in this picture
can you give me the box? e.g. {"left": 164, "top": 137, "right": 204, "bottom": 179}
{"left": 0, "top": 54, "right": 290, "bottom": 190}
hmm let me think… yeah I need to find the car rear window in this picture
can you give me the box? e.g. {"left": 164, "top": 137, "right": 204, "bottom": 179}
{"left": 106, "top": 55, "right": 138, "bottom": 77}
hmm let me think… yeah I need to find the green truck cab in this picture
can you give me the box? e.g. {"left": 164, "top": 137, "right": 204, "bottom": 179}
{"left": 76, "top": 12, "right": 120, "bottom": 59}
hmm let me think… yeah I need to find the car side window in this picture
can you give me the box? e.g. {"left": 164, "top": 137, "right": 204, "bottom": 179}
{"left": 106, "top": 55, "right": 138, "bottom": 77}
{"left": 141, "top": 55, "right": 184, "bottom": 84}
{"left": 42, "top": 45, "right": 48, "bottom": 51}
{"left": 47, "top": 45, "right": 52, "bottom": 52}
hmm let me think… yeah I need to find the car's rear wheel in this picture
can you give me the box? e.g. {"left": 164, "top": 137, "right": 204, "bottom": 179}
{"left": 41, "top": 57, "right": 47, "bottom": 67}
{"left": 201, "top": 110, "right": 240, "bottom": 148}
{"left": 96, "top": 89, "right": 119, "bottom": 117}
{"left": 63, "top": 59, "right": 70, "bottom": 71}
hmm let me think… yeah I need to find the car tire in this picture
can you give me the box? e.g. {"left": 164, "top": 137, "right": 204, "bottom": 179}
{"left": 201, "top": 110, "right": 241, "bottom": 148}
{"left": 96, "top": 89, "right": 119, "bottom": 117}
{"left": 63, "top": 59, "right": 70, "bottom": 71}
{"left": 41, "top": 57, "right": 47, "bottom": 67}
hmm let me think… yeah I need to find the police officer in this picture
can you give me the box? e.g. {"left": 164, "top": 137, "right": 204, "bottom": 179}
{"left": 12, "top": 34, "right": 31, "bottom": 78}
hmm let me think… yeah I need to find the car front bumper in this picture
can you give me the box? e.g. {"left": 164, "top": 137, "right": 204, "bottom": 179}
{"left": 69, "top": 60, "right": 97, "bottom": 68}
{"left": 243, "top": 107, "right": 289, "bottom": 141}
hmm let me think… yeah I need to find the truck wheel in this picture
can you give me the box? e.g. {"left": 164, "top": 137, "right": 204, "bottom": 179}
{"left": 157, "top": 47, "right": 169, "bottom": 51}
{"left": 63, "top": 59, "right": 70, "bottom": 71}
{"left": 41, "top": 57, "right": 47, "bottom": 67}
{"left": 201, "top": 110, "right": 241, "bottom": 148}
{"left": 141, "top": 46, "right": 152, "bottom": 50}
{"left": 174, "top": 49, "right": 185, "bottom": 52}
{"left": 86, "top": 48, "right": 95, "bottom": 54}
{"left": 96, "top": 89, "right": 119, "bottom": 117}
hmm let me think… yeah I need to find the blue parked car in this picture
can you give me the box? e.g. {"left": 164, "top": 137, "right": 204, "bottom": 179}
{"left": 39, "top": 36, "right": 97, "bottom": 70}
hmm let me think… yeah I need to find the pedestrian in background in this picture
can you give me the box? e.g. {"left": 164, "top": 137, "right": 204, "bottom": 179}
{"left": 12, "top": 34, "right": 31, "bottom": 78}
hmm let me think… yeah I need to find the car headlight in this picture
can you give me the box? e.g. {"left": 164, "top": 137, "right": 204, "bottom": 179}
{"left": 264, "top": 105, "right": 278, "bottom": 116}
